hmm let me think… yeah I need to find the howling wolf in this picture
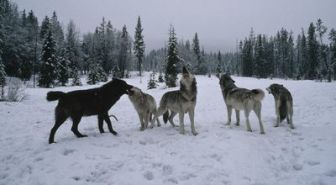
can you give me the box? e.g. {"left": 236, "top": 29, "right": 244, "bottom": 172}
{"left": 155, "top": 66, "right": 198, "bottom": 135}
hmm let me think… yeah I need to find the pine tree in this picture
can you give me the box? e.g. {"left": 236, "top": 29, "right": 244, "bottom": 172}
{"left": 329, "top": 28, "right": 336, "bottom": 80}
{"left": 40, "top": 16, "right": 50, "bottom": 40}
{"left": 65, "top": 20, "right": 81, "bottom": 85}
{"left": 0, "top": 58, "right": 6, "bottom": 100}
{"left": 87, "top": 62, "right": 104, "bottom": 85}
{"left": 241, "top": 39, "right": 253, "bottom": 77}
{"left": 165, "top": 25, "right": 179, "bottom": 87}
{"left": 72, "top": 71, "right": 82, "bottom": 86}
{"left": 147, "top": 72, "right": 158, "bottom": 89}
{"left": 307, "top": 23, "right": 319, "bottom": 79}
{"left": 255, "top": 34, "right": 265, "bottom": 78}
{"left": 134, "top": 16, "right": 145, "bottom": 76}
{"left": 57, "top": 49, "right": 69, "bottom": 86}
{"left": 158, "top": 72, "right": 164, "bottom": 83}
{"left": 39, "top": 30, "right": 57, "bottom": 88}
{"left": 117, "top": 25, "right": 129, "bottom": 78}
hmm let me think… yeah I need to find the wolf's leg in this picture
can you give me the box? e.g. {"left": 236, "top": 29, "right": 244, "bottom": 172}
{"left": 103, "top": 113, "right": 118, "bottom": 135}
{"left": 226, "top": 105, "right": 232, "bottom": 125}
{"left": 49, "top": 107, "right": 68, "bottom": 144}
{"left": 254, "top": 102, "right": 265, "bottom": 134}
{"left": 244, "top": 109, "right": 252, "bottom": 132}
{"left": 275, "top": 99, "right": 280, "bottom": 127}
{"left": 144, "top": 112, "right": 150, "bottom": 129}
{"left": 149, "top": 113, "right": 155, "bottom": 128}
{"left": 169, "top": 111, "right": 177, "bottom": 127}
{"left": 137, "top": 112, "right": 145, "bottom": 131}
{"left": 153, "top": 110, "right": 161, "bottom": 127}
{"left": 235, "top": 110, "right": 240, "bottom": 126}
{"left": 179, "top": 112, "right": 185, "bottom": 135}
{"left": 188, "top": 109, "right": 198, "bottom": 136}
{"left": 98, "top": 114, "right": 105, "bottom": 133}
{"left": 287, "top": 102, "right": 295, "bottom": 129}
{"left": 71, "top": 114, "right": 87, "bottom": 138}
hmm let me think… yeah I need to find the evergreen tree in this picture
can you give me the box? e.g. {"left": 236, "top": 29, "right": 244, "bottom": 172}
{"left": 241, "top": 39, "right": 253, "bottom": 76}
{"left": 65, "top": 20, "right": 81, "bottom": 84}
{"left": 147, "top": 72, "right": 158, "bottom": 89}
{"left": 192, "top": 33, "right": 201, "bottom": 62}
{"left": 134, "top": 16, "right": 145, "bottom": 76}
{"left": 57, "top": 49, "right": 69, "bottom": 86}
{"left": 255, "top": 34, "right": 266, "bottom": 78}
{"left": 87, "top": 62, "right": 105, "bottom": 85}
{"left": 39, "top": 30, "right": 57, "bottom": 87}
{"left": 117, "top": 25, "right": 129, "bottom": 78}
{"left": 40, "top": 16, "right": 50, "bottom": 39}
{"left": 165, "top": 25, "right": 179, "bottom": 87}
{"left": 0, "top": 58, "right": 6, "bottom": 100}
{"left": 307, "top": 23, "right": 319, "bottom": 79}
{"left": 72, "top": 71, "right": 82, "bottom": 86}
{"left": 329, "top": 28, "right": 336, "bottom": 80}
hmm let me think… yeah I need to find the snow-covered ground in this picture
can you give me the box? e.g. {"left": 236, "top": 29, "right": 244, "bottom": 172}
{"left": 1, "top": 74, "right": 336, "bottom": 185}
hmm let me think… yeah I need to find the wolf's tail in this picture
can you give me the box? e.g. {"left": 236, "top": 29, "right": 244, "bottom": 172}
{"left": 163, "top": 111, "right": 169, "bottom": 124}
{"left": 46, "top": 91, "right": 65, "bottom": 101}
{"left": 251, "top": 89, "right": 265, "bottom": 101}
{"left": 279, "top": 99, "right": 287, "bottom": 122}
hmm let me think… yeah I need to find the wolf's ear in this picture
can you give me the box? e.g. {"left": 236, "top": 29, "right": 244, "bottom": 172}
{"left": 182, "top": 66, "right": 189, "bottom": 74}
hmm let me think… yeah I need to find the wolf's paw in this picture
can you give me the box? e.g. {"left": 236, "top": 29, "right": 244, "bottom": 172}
{"left": 235, "top": 122, "right": 240, "bottom": 126}
{"left": 274, "top": 124, "right": 279, "bottom": 127}
{"left": 79, "top": 134, "right": 88, "bottom": 138}
{"left": 260, "top": 131, "right": 265, "bottom": 134}
{"left": 179, "top": 130, "right": 185, "bottom": 135}
{"left": 111, "top": 131, "right": 118, "bottom": 135}
{"left": 290, "top": 125, "right": 295, "bottom": 129}
{"left": 247, "top": 128, "right": 252, "bottom": 132}
{"left": 192, "top": 131, "right": 198, "bottom": 136}
{"left": 139, "top": 127, "right": 145, "bottom": 131}
{"left": 225, "top": 122, "right": 231, "bottom": 125}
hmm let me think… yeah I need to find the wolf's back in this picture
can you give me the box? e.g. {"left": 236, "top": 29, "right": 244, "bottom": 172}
{"left": 47, "top": 91, "right": 65, "bottom": 101}
{"left": 250, "top": 89, "right": 265, "bottom": 101}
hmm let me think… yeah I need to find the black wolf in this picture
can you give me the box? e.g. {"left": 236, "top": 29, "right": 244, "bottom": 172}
{"left": 47, "top": 79, "right": 133, "bottom": 144}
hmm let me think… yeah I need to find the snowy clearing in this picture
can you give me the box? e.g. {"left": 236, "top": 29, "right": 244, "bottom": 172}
{"left": 1, "top": 74, "right": 336, "bottom": 185}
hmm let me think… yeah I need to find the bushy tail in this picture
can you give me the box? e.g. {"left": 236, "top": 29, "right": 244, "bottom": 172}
{"left": 163, "top": 111, "right": 169, "bottom": 124}
{"left": 46, "top": 91, "right": 65, "bottom": 101}
{"left": 251, "top": 89, "right": 265, "bottom": 101}
{"left": 279, "top": 99, "right": 287, "bottom": 122}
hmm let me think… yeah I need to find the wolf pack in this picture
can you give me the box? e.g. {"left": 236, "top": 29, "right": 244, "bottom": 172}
{"left": 47, "top": 66, "right": 294, "bottom": 144}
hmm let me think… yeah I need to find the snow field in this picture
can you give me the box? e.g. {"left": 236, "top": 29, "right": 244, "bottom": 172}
{"left": 0, "top": 74, "right": 336, "bottom": 185}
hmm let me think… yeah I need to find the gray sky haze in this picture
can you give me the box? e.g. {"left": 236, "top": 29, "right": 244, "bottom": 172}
{"left": 13, "top": 0, "right": 336, "bottom": 52}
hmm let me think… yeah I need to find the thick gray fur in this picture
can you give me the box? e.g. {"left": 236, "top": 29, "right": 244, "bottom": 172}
{"left": 219, "top": 74, "right": 265, "bottom": 134}
{"left": 266, "top": 83, "right": 294, "bottom": 129}
{"left": 155, "top": 67, "right": 198, "bottom": 135}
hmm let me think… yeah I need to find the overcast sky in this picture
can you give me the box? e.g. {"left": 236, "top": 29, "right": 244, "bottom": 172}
{"left": 13, "top": 0, "right": 336, "bottom": 52}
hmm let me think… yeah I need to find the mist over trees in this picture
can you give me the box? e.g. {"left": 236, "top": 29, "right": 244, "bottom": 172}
{"left": 1, "top": 0, "right": 336, "bottom": 89}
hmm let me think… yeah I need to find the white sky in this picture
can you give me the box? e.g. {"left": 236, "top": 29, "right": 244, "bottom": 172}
{"left": 13, "top": 0, "right": 336, "bottom": 52}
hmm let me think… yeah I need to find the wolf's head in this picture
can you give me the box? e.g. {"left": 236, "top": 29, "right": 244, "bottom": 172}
{"left": 219, "top": 74, "right": 235, "bottom": 90}
{"left": 266, "top": 83, "right": 283, "bottom": 95}
{"left": 128, "top": 86, "right": 142, "bottom": 97}
{"left": 103, "top": 78, "right": 133, "bottom": 95}
{"left": 180, "top": 66, "right": 197, "bottom": 92}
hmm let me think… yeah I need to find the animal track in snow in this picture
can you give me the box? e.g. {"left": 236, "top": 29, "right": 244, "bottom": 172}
{"left": 63, "top": 149, "right": 75, "bottom": 156}
{"left": 143, "top": 171, "right": 154, "bottom": 180}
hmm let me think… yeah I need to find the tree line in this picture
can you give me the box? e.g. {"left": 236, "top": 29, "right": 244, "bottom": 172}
{"left": 1, "top": 0, "right": 336, "bottom": 92}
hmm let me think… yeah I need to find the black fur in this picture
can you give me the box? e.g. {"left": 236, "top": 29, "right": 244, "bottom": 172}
{"left": 163, "top": 111, "right": 169, "bottom": 123}
{"left": 47, "top": 78, "right": 133, "bottom": 144}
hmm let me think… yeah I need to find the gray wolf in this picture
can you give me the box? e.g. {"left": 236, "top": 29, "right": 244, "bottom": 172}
{"left": 46, "top": 79, "right": 133, "bottom": 144}
{"left": 219, "top": 74, "right": 265, "bottom": 134}
{"left": 266, "top": 83, "right": 294, "bottom": 129}
{"left": 155, "top": 66, "right": 198, "bottom": 135}
{"left": 128, "top": 86, "right": 161, "bottom": 130}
